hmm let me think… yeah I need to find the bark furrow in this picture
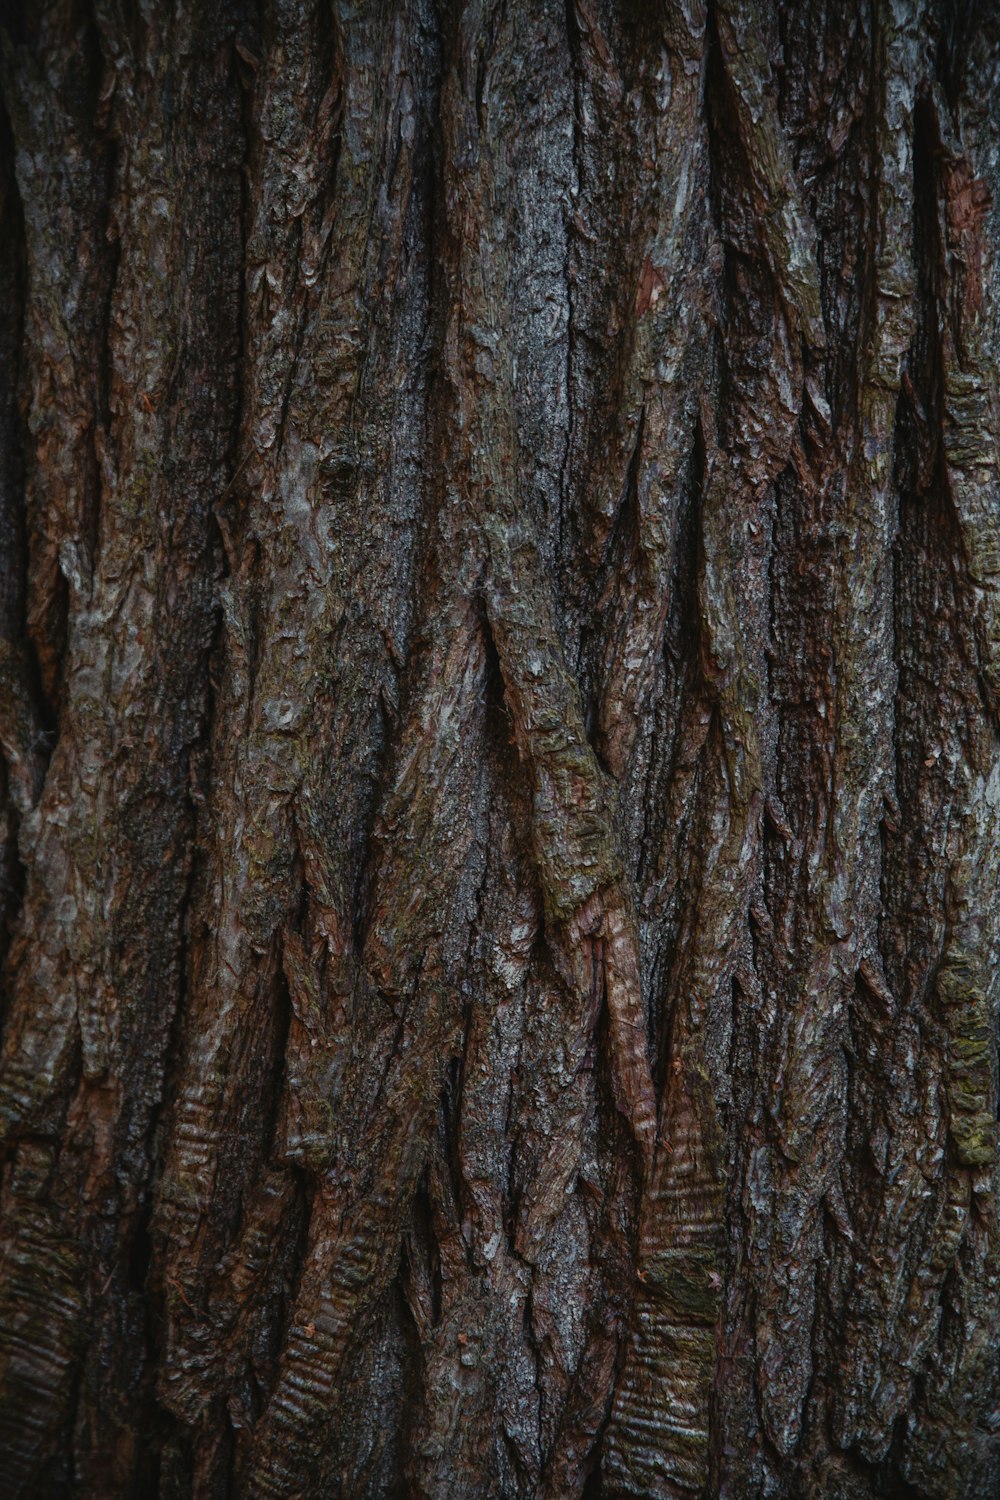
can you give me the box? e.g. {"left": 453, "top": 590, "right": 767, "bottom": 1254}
{"left": 1, "top": 2, "right": 999, "bottom": 1497}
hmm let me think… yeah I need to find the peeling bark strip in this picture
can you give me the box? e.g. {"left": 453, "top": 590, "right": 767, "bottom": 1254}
{"left": 1, "top": 1, "right": 1000, "bottom": 1496}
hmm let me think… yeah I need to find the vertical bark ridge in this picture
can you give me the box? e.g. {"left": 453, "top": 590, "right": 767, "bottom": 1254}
{"left": 587, "top": 4, "right": 721, "bottom": 1483}
{"left": 393, "top": 8, "right": 646, "bottom": 1490}
{"left": 0, "top": 2, "right": 114, "bottom": 719}
{"left": 402, "top": 790, "right": 544, "bottom": 1498}
{"left": 0, "top": 82, "right": 30, "bottom": 971}
{"left": 829, "top": 18, "right": 1000, "bottom": 1495}
{"left": 809, "top": 0, "right": 929, "bottom": 1473}
{"left": 649, "top": 1, "right": 822, "bottom": 1491}
{"left": 738, "top": 0, "right": 917, "bottom": 1483}
{"left": 0, "top": 3, "right": 245, "bottom": 1491}
{"left": 2, "top": 3, "right": 1000, "bottom": 1497}
{"left": 153, "top": 8, "right": 348, "bottom": 1423}
{"left": 153, "top": 9, "right": 439, "bottom": 1494}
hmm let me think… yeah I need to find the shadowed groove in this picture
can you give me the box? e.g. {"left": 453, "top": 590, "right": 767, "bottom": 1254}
{"left": 0, "top": 3, "right": 998, "bottom": 1497}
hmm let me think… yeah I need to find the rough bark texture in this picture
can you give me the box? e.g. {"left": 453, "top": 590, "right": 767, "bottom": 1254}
{"left": 1, "top": 1, "right": 999, "bottom": 1496}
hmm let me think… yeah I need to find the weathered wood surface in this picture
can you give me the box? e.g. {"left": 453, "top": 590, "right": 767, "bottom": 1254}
{"left": 1, "top": 1, "right": 999, "bottom": 1495}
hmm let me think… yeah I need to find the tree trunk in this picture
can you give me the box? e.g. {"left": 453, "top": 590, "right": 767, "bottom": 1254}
{"left": 1, "top": 1, "right": 999, "bottom": 1495}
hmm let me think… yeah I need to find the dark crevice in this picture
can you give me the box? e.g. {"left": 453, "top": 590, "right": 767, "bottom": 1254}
{"left": 0, "top": 97, "right": 27, "bottom": 647}
{"left": 642, "top": 409, "right": 712, "bottom": 1092}
{"left": 0, "top": 3, "right": 997, "bottom": 1496}
{"left": 143, "top": 799, "right": 211, "bottom": 1462}
{"left": 352, "top": 19, "right": 445, "bottom": 962}
{"left": 933, "top": 0, "right": 991, "bottom": 115}
{"left": 578, "top": 403, "right": 644, "bottom": 764}
{"left": 559, "top": 0, "right": 583, "bottom": 604}
{"left": 635, "top": 415, "right": 704, "bottom": 908}
{"left": 0, "top": 85, "right": 30, "bottom": 984}
{"left": 263, "top": 3, "right": 344, "bottom": 467}
{"left": 262, "top": 931, "right": 299, "bottom": 1162}
{"left": 479, "top": 589, "right": 516, "bottom": 756}
{"left": 86, "top": 3, "right": 122, "bottom": 596}
{"left": 127, "top": 1193, "right": 154, "bottom": 1294}
{"left": 212, "top": 20, "right": 258, "bottom": 586}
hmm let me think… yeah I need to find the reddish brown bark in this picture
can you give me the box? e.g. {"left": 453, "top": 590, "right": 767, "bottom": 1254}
{"left": 1, "top": 2, "right": 999, "bottom": 1496}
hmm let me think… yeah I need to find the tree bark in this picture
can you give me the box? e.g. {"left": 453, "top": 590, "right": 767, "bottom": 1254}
{"left": 1, "top": 1, "right": 999, "bottom": 1495}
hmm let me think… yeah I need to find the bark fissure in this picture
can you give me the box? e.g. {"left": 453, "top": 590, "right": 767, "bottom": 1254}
{"left": 2, "top": 3, "right": 1000, "bottom": 1497}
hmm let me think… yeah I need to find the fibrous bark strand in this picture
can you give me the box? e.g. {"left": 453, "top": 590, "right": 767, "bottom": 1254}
{"left": 1, "top": 2, "right": 999, "bottom": 1498}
